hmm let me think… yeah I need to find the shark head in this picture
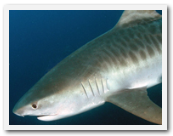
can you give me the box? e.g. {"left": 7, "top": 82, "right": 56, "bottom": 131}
{"left": 13, "top": 68, "right": 105, "bottom": 121}
{"left": 13, "top": 81, "right": 80, "bottom": 121}
{"left": 13, "top": 93, "right": 56, "bottom": 118}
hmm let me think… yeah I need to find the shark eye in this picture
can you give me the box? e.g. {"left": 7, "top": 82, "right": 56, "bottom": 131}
{"left": 31, "top": 103, "right": 37, "bottom": 109}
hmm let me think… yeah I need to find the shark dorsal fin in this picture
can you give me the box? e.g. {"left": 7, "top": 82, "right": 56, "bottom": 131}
{"left": 115, "top": 10, "right": 162, "bottom": 28}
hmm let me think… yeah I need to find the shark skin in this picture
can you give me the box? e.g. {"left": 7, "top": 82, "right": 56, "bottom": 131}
{"left": 13, "top": 10, "right": 162, "bottom": 125}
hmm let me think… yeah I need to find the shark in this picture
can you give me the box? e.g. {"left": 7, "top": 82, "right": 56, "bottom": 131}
{"left": 13, "top": 10, "right": 162, "bottom": 124}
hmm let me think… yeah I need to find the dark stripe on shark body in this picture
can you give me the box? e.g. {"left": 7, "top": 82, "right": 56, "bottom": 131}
{"left": 150, "top": 35, "right": 162, "bottom": 53}
{"left": 128, "top": 51, "right": 139, "bottom": 64}
{"left": 146, "top": 45, "right": 155, "bottom": 57}
{"left": 139, "top": 50, "right": 147, "bottom": 60}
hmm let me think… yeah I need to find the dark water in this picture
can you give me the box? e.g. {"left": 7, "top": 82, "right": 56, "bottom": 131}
{"left": 9, "top": 10, "right": 162, "bottom": 125}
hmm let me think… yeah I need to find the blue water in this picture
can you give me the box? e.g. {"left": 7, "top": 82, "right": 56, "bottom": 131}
{"left": 9, "top": 10, "right": 162, "bottom": 125}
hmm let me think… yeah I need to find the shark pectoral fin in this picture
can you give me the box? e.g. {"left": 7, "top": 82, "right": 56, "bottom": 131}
{"left": 106, "top": 87, "right": 162, "bottom": 124}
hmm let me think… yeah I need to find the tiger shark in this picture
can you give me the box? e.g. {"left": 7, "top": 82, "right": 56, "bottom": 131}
{"left": 13, "top": 10, "right": 162, "bottom": 124}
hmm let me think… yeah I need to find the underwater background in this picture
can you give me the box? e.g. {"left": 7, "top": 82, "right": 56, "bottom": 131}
{"left": 9, "top": 10, "right": 162, "bottom": 125}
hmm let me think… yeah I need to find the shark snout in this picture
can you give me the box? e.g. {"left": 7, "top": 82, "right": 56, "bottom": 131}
{"left": 13, "top": 103, "right": 25, "bottom": 117}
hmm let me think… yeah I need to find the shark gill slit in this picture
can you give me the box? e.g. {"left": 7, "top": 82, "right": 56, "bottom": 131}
{"left": 101, "top": 78, "right": 104, "bottom": 93}
{"left": 81, "top": 82, "right": 88, "bottom": 99}
{"left": 106, "top": 78, "right": 109, "bottom": 91}
{"left": 95, "top": 76, "right": 100, "bottom": 95}
{"left": 88, "top": 79, "right": 95, "bottom": 96}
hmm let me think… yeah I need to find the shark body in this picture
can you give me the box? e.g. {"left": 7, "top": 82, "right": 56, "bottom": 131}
{"left": 13, "top": 10, "right": 162, "bottom": 124}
